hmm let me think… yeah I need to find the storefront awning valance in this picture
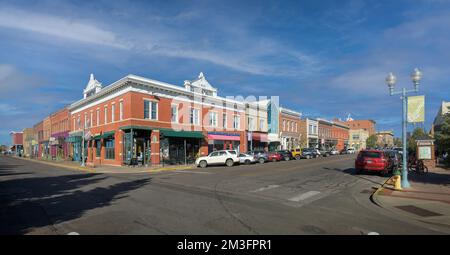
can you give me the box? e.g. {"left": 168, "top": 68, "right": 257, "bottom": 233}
{"left": 207, "top": 133, "right": 240, "bottom": 141}
{"left": 161, "top": 129, "right": 203, "bottom": 139}
{"left": 100, "top": 131, "right": 115, "bottom": 139}
{"left": 119, "top": 125, "right": 153, "bottom": 131}
{"left": 66, "top": 136, "right": 82, "bottom": 143}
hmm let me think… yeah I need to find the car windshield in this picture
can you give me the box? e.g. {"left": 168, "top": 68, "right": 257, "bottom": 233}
{"left": 359, "top": 151, "right": 381, "bottom": 158}
{"left": 239, "top": 153, "right": 248, "bottom": 157}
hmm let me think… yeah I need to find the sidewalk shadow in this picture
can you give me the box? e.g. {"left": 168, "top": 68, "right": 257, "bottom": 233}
{"left": 0, "top": 172, "right": 151, "bottom": 234}
{"left": 408, "top": 171, "right": 450, "bottom": 186}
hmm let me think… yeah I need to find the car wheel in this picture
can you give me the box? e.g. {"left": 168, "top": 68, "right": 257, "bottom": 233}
{"left": 245, "top": 159, "right": 251, "bottom": 165}
{"left": 295, "top": 155, "right": 301, "bottom": 160}
{"left": 226, "top": 159, "right": 234, "bottom": 167}
{"left": 355, "top": 168, "right": 361, "bottom": 175}
{"left": 199, "top": 160, "right": 207, "bottom": 168}
{"left": 259, "top": 158, "right": 265, "bottom": 164}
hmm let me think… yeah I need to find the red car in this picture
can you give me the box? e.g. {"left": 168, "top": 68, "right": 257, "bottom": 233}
{"left": 267, "top": 152, "right": 283, "bottom": 162}
{"left": 355, "top": 150, "right": 390, "bottom": 176}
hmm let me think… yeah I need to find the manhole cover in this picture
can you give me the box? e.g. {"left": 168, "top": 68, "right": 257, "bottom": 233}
{"left": 395, "top": 205, "right": 443, "bottom": 217}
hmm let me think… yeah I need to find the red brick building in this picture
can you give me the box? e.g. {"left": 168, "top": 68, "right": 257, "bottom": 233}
{"left": 279, "top": 107, "right": 301, "bottom": 150}
{"left": 9, "top": 131, "right": 23, "bottom": 155}
{"left": 318, "top": 119, "right": 333, "bottom": 149}
{"left": 34, "top": 121, "right": 43, "bottom": 158}
{"left": 68, "top": 73, "right": 247, "bottom": 166}
{"left": 331, "top": 122, "right": 350, "bottom": 151}
{"left": 49, "top": 107, "right": 71, "bottom": 160}
{"left": 334, "top": 118, "right": 376, "bottom": 136}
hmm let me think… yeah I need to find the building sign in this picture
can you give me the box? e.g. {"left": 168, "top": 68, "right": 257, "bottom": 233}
{"left": 418, "top": 146, "right": 432, "bottom": 160}
{"left": 407, "top": 95, "right": 425, "bottom": 123}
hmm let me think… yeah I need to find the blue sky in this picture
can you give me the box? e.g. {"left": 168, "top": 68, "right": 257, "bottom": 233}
{"left": 0, "top": 0, "right": 449, "bottom": 145}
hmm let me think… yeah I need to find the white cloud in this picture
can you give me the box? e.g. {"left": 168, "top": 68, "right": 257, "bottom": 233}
{"left": 0, "top": 8, "right": 130, "bottom": 49}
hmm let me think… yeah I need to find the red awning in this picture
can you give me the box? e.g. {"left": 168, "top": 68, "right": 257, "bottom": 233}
{"left": 252, "top": 133, "right": 268, "bottom": 142}
{"left": 207, "top": 134, "right": 241, "bottom": 141}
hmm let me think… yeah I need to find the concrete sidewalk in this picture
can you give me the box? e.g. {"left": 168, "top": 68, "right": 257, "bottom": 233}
{"left": 8, "top": 156, "right": 195, "bottom": 174}
{"left": 373, "top": 167, "right": 450, "bottom": 230}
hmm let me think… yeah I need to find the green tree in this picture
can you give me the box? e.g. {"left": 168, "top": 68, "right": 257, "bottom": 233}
{"left": 393, "top": 137, "right": 402, "bottom": 147}
{"left": 366, "top": 135, "right": 377, "bottom": 148}
{"left": 435, "top": 114, "right": 450, "bottom": 164}
{"left": 407, "top": 127, "right": 427, "bottom": 154}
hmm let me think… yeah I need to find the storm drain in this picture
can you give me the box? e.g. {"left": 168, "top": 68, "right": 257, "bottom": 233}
{"left": 395, "top": 205, "right": 443, "bottom": 217}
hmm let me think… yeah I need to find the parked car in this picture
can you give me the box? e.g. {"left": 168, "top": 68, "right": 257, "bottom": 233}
{"left": 329, "top": 148, "right": 339, "bottom": 155}
{"left": 346, "top": 148, "right": 356, "bottom": 154}
{"left": 277, "top": 150, "right": 294, "bottom": 161}
{"left": 268, "top": 152, "right": 283, "bottom": 162}
{"left": 247, "top": 150, "right": 269, "bottom": 164}
{"left": 291, "top": 148, "right": 302, "bottom": 160}
{"left": 196, "top": 150, "right": 240, "bottom": 168}
{"left": 238, "top": 153, "right": 257, "bottom": 165}
{"left": 355, "top": 150, "right": 390, "bottom": 176}
{"left": 301, "top": 148, "right": 320, "bottom": 159}
{"left": 393, "top": 147, "right": 403, "bottom": 155}
{"left": 384, "top": 150, "right": 401, "bottom": 172}
{"left": 318, "top": 148, "right": 330, "bottom": 157}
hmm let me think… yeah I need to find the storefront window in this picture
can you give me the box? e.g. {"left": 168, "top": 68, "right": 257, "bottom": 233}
{"left": 105, "top": 138, "right": 115, "bottom": 159}
{"left": 96, "top": 140, "right": 101, "bottom": 157}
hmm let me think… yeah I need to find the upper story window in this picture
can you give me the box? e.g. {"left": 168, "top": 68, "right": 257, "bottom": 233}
{"left": 190, "top": 108, "right": 200, "bottom": 125}
{"left": 209, "top": 112, "right": 218, "bottom": 127}
{"left": 283, "top": 120, "right": 286, "bottom": 131}
{"left": 104, "top": 107, "right": 108, "bottom": 124}
{"left": 260, "top": 119, "right": 265, "bottom": 131}
{"left": 248, "top": 117, "right": 254, "bottom": 131}
{"left": 223, "top": 113, "right": 227, "bottom": 129}
{"left": 96, "top": 109, "right": 100, "bottom": 126}
{"left": 119, "top": 101, "right": 123, "bottom": 120}
{"left": 144, "top": 100, "right": 158, "bottom": 120}
{"left": 171, "top": 105, "right": 178, "bottom": 123}
{"left": 111, "top": 104, "right": 115, "bottom": 122}
{"left": 233, "top": 115, "right": 240, "bottom": 129}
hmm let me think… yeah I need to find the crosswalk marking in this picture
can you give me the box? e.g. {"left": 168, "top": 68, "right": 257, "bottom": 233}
{"left": 288, "top": 191, "right": 321, "bottom": 202}
{"left": 250, "top": 185, "right": 280, "bottom": 193}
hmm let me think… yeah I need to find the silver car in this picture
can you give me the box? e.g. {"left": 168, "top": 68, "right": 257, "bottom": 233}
{"left": 238, "top": 153, "right": 257, "bottom": 165}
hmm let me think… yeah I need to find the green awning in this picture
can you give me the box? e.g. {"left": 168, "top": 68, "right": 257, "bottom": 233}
{"left": 119, "top": 125, "right": 152, "bottom": 131}
{"left": 101, "top": 131, "right": 115, "bottom": 138}
{"left": 66, "top": 136, "right": 82, "bottom": 143}
{"left": 160, "top": 129, "right": 204, "bottom": 139}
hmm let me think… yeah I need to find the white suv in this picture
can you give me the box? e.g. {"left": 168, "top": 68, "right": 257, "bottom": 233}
{"left": 196, "top": 150, "right": 240, "bottom": 168}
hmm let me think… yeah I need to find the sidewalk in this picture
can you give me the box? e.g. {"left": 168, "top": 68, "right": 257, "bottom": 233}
{"left": 372, "top": 167, "right": 450, "bottom": 230}
{"left": 10, "top": 156, "right": 195, "bottom": 174}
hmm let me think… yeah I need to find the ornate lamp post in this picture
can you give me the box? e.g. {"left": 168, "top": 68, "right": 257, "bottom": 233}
{"left": 386, "top": 68, "right": 422, "bottom": 188}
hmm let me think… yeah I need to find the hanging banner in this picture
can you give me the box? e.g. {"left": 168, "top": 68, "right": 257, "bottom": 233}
{"left": 407, "top": 95, "right": 425, "bottom": 123}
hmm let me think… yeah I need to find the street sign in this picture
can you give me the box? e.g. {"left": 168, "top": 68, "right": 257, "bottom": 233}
{"left": 407, "top": 95, "right": 425, "bottom": 123}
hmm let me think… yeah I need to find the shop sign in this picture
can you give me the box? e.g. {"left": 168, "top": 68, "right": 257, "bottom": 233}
{"left": 418, "top": 146, "right": 432, "bottom": 160}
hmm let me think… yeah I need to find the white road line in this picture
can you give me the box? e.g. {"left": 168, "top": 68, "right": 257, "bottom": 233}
{"left": 250, "top": 185, "right": 280, "bottom": 193}
{"left": 288, "top": 191, "right": 321, "bottom": 202}
{"left": 67, "top": 232, "right": 80, "bottom": 235}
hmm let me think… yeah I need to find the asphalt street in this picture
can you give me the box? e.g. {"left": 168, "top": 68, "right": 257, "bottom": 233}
{"left": 0, "top": 154, "right": 447, "bottom": 234}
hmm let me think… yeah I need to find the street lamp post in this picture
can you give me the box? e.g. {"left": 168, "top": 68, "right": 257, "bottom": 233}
{"left": 79, "top": 119, "right": 90, "bottom": 167}
{"left": 385, "top": 68, "right": 422, "bottom": 188}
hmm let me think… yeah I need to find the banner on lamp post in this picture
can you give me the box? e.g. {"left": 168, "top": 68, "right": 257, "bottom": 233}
{"left": 407, "top": 95, "right": 425, "bottom": 123}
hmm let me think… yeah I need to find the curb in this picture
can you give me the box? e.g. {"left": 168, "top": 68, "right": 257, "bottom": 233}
{"left": 9, "top": 156, "right": 95, "bottom": 173}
